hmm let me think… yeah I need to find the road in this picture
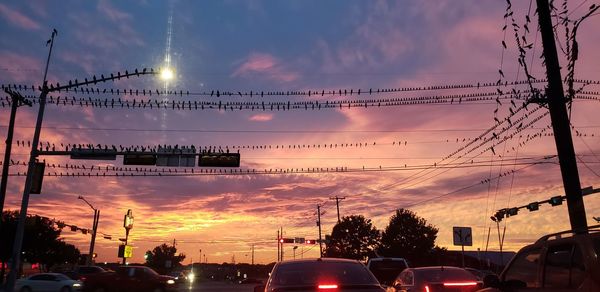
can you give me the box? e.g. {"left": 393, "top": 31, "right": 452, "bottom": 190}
{"left": 177, "top": 280, "right": 260, "bottom": 292}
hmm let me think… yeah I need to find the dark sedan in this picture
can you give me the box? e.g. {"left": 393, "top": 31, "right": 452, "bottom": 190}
{"left": 392, "top": 266, "right": 482, "bottom": 292}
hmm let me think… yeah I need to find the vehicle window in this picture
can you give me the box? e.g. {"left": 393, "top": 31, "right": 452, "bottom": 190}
{"left": 369, "top": 260, "right": 408, "bottom": 285}
{"left": 54, "top": 274, "right": 70, "bottom": 281}
{"left": 416, "top": 268, "right": 477, "bottom": 283}
{"left": 543, "top": 244, "right": 586, "bottom": 289}
{"left": 29, "top": 274, "right": 51, "bottom": 281}
{"left": 273, "top": 261, "right": 379, "bottom": 287}
{"left": 544, "top": 244, "right": 571, "bottom": 288}
{"left": 570, "top": 245, "right": 586, "bottom": 288}
{"left": 144, "top": 267, "right": 159, "bottom": 276}
{"left": 79, "top": 266, "right": 104, "bottom": 274}
{"left": 503, "top": 247, "right": 541, "bottom": 288}
{"left": 400, "top": 270, "right": 414, "bottom": 286}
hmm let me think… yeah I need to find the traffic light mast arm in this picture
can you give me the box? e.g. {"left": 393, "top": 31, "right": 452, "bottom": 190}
{"left": 492, "top": 186, "right": 599, "bottom": 222}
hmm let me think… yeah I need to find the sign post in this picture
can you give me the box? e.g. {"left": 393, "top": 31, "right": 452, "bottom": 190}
{"left": 453, "top": 226, "right": 472, "bottom": 268}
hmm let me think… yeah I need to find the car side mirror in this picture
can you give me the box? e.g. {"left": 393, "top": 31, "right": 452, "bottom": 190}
{"left": 254, "top": 284, "right": 266, "bottom": 292}
{"left": 483, "top": 274, "right": 500, "bottom": 288}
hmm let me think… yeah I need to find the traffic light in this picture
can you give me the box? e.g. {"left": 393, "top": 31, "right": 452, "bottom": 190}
{"left": 506, "top": 207, "right": 519, "bottom": 217}
{"left": 305, "top": 240, "right": 317, "bottom": 244}
{"left": 526, "top": 202, "right": 539, "bottom": 212}
{"left": 92, "top": 253, "right": 97, "bottom": 259}
{"left": 549, "top": 196, "right": 564, "bottom": 206}
{"left": 279, "top": 238, "right": 294, "bottom": 243}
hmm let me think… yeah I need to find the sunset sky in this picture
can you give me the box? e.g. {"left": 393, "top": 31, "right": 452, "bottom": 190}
{"left": 1, "top": 0, "right": 599, "bottom": 265}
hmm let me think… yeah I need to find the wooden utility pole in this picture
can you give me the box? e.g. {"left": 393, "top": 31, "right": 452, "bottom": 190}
{"left": 536, "top": 0, "right": 587, "bottom": 233}
{"left": 317, "top": 205, "right": 323, "bottom": 257}
{"left": 329, "top": 196, "right": 346, "bottom": 223}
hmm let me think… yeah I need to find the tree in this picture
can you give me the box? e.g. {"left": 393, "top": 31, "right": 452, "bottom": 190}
{"left": 378, "top": 209, "right": 440, "bottom": 266}
{"left": 1, "top": 211, "right": 81, "bottom": 280}
{"left": 324, "top": 215, "right": 380, "bottom": 261}
{"left": 145, "top": 243, "right": 186, "bottom": 274}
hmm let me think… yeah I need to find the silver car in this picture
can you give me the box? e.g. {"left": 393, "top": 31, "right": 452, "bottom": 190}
{"left": 15, "top": 273, "right": 83, "bottom": 292}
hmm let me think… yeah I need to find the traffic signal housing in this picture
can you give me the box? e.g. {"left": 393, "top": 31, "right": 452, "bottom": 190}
{"left": 549, "top": 196, "right": 564, "bottom": 206}
{"left": 305, "top": 239, "right": 317, "bottom": 244}
{"left": 279, "top": 238, "right": 294, "bottom": 243}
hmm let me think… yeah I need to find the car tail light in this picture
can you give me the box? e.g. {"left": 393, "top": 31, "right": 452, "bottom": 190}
{"left": 318, "top": 284, "right": 338, "bottom": 289}
{"left": 424, "top": 285, "right": 430, "bottom": 292}
{"left": 79, "top": 276, "right": 86, "bottom": 282}
{"left": 443, "top": 282, "right": 478, "bottom": 287}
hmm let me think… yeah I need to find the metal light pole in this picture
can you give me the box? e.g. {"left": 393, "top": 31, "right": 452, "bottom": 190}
{"left": 78, "top": 195, "right": 100, "bottom": 266}
{"left": 5, "top": 29, "right": 57, "bottom": 292}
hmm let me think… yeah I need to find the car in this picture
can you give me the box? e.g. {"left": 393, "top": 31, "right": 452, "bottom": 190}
{"left": 366, "top": 257, "right": 409, "bottom": 287}
{"left": 239, "top": 278, "right": 263, "bottom": 284}
{"left": 81, "top": 265, "right": 177, "bottom": 292}
{"left": 15, "top": 273, "right": 83, "bottom": 292}
{"left": 255, "top": 258, "right": 385, "bottom": 292}
{"left": 63, "top": 266, "right": 106, "bottom": 282}
{"left": 463, "top": 268, "right": 496, "bottom": 282}
{"left": 479, "top": 224, "right": 600, "bottom": 291}
{"left": 392, "top": 266, "right": 482, "bottom": 292}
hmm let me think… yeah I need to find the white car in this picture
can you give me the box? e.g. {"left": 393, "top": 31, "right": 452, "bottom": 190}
{"left": 15, "top": 273, "right": 83, "bottom": 292}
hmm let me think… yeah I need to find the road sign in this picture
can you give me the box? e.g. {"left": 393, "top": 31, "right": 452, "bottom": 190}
{"left": 453, "top": 226, "right": 472, "bottom": 246}
{"left": 123, "top": 154, "right": 156, "bottom": 165}
{"left": 123, "top": 209, "right": 134, "bottom": 230}
{"left": 70, "top": 149, "right": 117, "bottom": 160}
{"left": 118, "top": 245, "right": 133, "bottom": 258}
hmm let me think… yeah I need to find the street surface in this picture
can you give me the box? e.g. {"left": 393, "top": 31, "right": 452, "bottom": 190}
{"left": 177, "top": 280, "right": 260, "bottom": 292}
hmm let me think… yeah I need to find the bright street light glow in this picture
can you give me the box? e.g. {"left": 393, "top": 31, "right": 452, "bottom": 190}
{"left": 160, "top": 68, "right": 174, "bottom": 80}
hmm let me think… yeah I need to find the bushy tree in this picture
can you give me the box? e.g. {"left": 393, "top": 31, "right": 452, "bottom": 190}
{"left": 145, "top": 243, "right": 186, "bottom": 274}
{"left": 1, "top": 211, "right": 81, "bottom": 279}
{"left": 378, "top": 209, "right": 440, "bottom": 266}
{"left": 324, "top": 215, "right": 380, "bottom": 261}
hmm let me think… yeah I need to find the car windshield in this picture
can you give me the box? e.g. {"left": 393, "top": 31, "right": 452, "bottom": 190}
{"left": 369, "top": 260, "right": 408, "bottom": 284}
{"left": 273, "top": 261, "right": 379, "bottom": 287}
{"left": 145, "top": 267, "right": 159, "bottom": 276}
{"left": 416, "top": 268, "right": 476, "bottom": 283}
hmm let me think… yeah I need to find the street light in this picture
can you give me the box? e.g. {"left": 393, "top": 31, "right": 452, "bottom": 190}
{"left": 78, "top": 195, "right": 100, "bottom": 266}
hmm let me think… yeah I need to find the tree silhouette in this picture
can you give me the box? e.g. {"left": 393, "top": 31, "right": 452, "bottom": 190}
{"left": 1, "top": 211, "right": 80, "bottom": 279}
{"left": 145, "top": 243, "right": 186, "bottom": 274}
{"left": 324, "top": 215, "right": 380, "bottom": 261}
{"left": 378, "top": 209, "right": 441, "bottom": 266}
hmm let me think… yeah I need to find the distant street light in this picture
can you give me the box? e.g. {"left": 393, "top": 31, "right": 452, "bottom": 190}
{"left": 78, "top": 195, "right": 100, "bottom": 266}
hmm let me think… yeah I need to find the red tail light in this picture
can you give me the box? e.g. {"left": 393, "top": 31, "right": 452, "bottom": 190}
{"left": 318, "top": 284, "right": 338, "bottom": 289}
{"left": 79, "top": 276, "right": 86, "bottom": 282}
{"left": 443, "top": 282, "right": 478, "bottom": 287}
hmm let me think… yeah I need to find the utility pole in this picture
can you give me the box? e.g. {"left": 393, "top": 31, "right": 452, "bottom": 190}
{"left": 280, "top": 226, "right": 283, "bottom": 261}
{"left": 536, "top": 0, "right": 588, "bottom": 233}
{"left": 329, "top": 196, "right": 345, "bottom": 223}
{"left": 251, "top": 244, "right": 254, "bottom": 265}
{"left": 277, "top": 230, "right": 280, "bottom": 262}
{"left": 0, "top": 90, "right": 31, "bottom": 219}
{"left": 317, "top": 204, "right": 323, "bottom": 257}
{"left": 5, "top": 29, "right": 57, "bottom": 292}
{"left": 0, "top": 90, "right": 32, "bottom": 279}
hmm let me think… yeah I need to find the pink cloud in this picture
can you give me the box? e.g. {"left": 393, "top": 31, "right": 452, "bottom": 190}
{"left": 249, "top": 114, "right": 273, "bottom": 122}
{"left": 97, "top": 0, "right": 132, "bottom": 22}
{"left": 0, "top": 3, "right": 40, "bottom": 30}
{"left": 232, "top": 53, "right": 300, "bottom": 83}
{"left": 0, "top": 52, "right": 42, "bottom": 82}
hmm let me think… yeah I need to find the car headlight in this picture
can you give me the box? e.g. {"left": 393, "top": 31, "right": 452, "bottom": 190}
{"left": 188, "top": 273, "right": 195, "bottom": 282}
{"left": 73, "top": 283, "right": 82, "bottom": 287}
{"left": 167, "top": 279, "right": 175, "bottom": 285}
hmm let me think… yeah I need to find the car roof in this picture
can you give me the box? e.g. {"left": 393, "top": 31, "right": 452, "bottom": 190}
{"left": 277, "top": 258, "right": 361, "bottom": 265}
{"left": 368, "top": 257, "right": 406, "bottom": 261}
{"left": 409, "top": 266, "right": 466, "bottom": 271}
